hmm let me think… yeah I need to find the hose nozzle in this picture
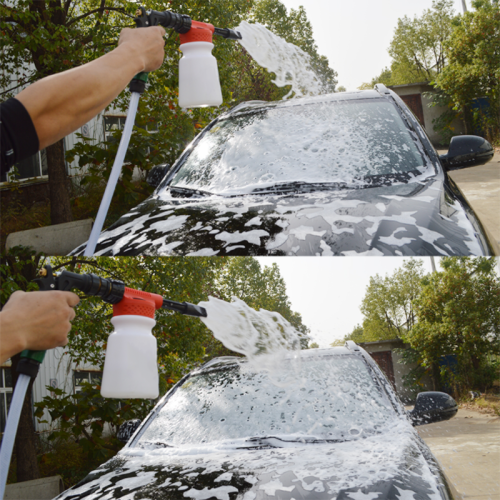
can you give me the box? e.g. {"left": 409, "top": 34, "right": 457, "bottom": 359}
{"left": 133, "top": 6, "right": 242, "bottom": 39}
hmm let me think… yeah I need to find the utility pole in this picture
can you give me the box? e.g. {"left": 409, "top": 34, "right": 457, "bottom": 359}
{"left": 430, "top": 256, "right": 437, "bottom": 273}
{"left": 461, "top": 0, "right": 468, "bottom": 12}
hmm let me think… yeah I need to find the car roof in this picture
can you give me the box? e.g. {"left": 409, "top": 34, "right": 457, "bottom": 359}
{"left": 199, "top": 346, "right": 355, "bottom": 372}
{"left": 226, "top": 89, "right": 386, "bottom": 116}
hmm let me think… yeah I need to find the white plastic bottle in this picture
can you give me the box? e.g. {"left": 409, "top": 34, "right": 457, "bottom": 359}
{"left": 178, "top": 21, "right": 223, "bottom": 108}
{"left": 101, "top": 315, "right": 159, "bottom": 399}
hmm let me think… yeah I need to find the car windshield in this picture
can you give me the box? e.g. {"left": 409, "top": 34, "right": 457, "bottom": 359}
{"left": 168, "top": 99, "right": 426, "bottom": 196}
{"left": 138, "top": 355, "right": 397, "bottom": 447}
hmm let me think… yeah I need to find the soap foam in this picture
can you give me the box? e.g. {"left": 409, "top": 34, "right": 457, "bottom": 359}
{"left": 198, "top": 296, "right": 305, "bottom": 379}
{"left": 236, "top": 21, "right": 323, "bottom": 98}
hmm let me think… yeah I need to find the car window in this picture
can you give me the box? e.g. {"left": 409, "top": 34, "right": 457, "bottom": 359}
{"left": 169, "top": 100, "right": 427, "bottom": 195}
{"left": 138, "top": 355, "right": 397, "bottom": 447}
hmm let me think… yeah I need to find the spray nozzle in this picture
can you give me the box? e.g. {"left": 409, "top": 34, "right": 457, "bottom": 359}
{"left": 133, "top": 6, "right": 242, "bottom": 40}
{"left": 134, "top": 6, "right": 192, "bottom": 33}
{"left": 214, "top": 27, "right": 242, "bottom": 40}
{"left": 35, "top": 265, "right": 207, "bottom": 318}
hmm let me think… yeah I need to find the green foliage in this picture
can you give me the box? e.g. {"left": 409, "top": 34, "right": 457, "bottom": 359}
{"left": 360, "top": 0, "right": 456, "bottom": 89}
{"left": 38, "top": 439, "right": 109, "bottom": 488}
{"left": 331, "top": 324, "right": 365, "bottom": 347}
{"left": 247, "top": 0, "right": 337, "bottom": 95}
{"left": 405, "top": 257, "right": 500, "bottom": 394}
{"left": 358, "top": 67, "right": 393, "bottom": 90}
{"left": 435, "top": 0, "right": 500, "bottom": 138}
{"left": 34, "top": 382, "right": 151, "bottom": 461}
{"left": 389, "top": 0, "right": 455, "bottom": 84}
{"left": 360, "top": 259, "right": 426, "bottom": 341}
{"left": 0, "top": 247, "right": 45, "bottom": 304}
{"left": 210, "top": 257, "right": 310, "bottom": 355}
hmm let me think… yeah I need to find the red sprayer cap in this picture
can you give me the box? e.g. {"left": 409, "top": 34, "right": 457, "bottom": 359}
{"left": 180, "top": 20, "right": 215, "bottom": 44}
{"left": 113, "top": 288, "right": 163, "bottom": 319}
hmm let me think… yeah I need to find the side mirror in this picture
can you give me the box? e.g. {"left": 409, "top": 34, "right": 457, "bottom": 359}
{"left": 117, "top": 419, "right": 142, "bottom": 444}
{"left": 439, "top": 135, "right": 494, "bottom": 170}
{"left": 408, "top": 391, "right": 458, "bottom": 426}
{"left": 146, "top": 164, "right": 170, "bottom": 188}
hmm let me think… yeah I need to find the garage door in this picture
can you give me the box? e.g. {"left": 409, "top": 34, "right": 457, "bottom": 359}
{"left": 400, "top": 94, "right": 425, "bottom": 127}
{"left": 370, "top": 350, "right": 396, "bottom": 388}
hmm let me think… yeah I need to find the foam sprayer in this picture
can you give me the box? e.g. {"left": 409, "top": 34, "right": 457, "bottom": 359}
{"left": 84, "top": 7, "right": 242, "bottom": 256}
{"left": 0, "top": 265, "right": 207, "bottom": 498}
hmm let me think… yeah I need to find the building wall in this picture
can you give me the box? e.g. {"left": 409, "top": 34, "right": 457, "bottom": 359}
{"left": 360, "top": 339, "right": 433, "bottom": 404}
{"left": 389, "top": 83, "right": 466, "bottom": 146}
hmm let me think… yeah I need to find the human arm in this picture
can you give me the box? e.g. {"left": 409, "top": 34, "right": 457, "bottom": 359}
{"left": 14, "top": 26, "right": 166, "bottom": 151}
{"left": 0, "top": 290, "right": 80, "bottom": 364}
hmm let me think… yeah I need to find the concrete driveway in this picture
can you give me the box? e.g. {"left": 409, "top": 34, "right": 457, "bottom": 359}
{"left": 417, "top": 408, "right": 500, "bottom": 499}
{"left": 441, "top": 149, "right": 500, "bottom": 250}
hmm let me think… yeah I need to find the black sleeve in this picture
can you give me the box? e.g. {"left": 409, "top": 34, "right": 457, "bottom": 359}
{"left": 0, "top": 98, "right": 40, "bottom": 176}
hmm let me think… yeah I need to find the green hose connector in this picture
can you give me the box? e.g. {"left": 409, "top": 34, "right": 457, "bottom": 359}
{"left": 130, "top": 72, "right": 149, "bottom": 93}
{"left": 17, "top": 349, "right": 46, "bottom": 378}
{"left": 20, "top": 349, "right": 46, "bottom": 364}
{"left": 133, "top": 72, "right": 149, "bottom": 83}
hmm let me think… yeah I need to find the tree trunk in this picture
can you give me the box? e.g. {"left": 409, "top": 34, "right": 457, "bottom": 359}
{"left": 10, "top": 354, "right": 40, "bottom": 483}
{"left": 431, "top": 362, "right": 441, "bottom": 392}
{"left": 46, "top": 138, "right": 73, "bottom": 225}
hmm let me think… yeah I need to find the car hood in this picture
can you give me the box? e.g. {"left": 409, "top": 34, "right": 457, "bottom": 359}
{"left": 57, "top": 425, "right": 453, "bottom": 500}
{"left": 73, "top": 177, "right": 489, "bottom": 256}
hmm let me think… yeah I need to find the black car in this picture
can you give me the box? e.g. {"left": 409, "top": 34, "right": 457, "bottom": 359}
{"left": 57, "top": 344, "right": 459, "bottom": 499}
{"left": 73, "top": 85, "right": 496, "bottom": 256}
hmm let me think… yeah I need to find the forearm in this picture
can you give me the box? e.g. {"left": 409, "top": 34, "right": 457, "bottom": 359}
{"left": 15, "top": 26, "right": 165, "bottom": 151}
{"left": 15, "top": 45, "right": 145, "bottom": 150}
{"left": 0, "top": 311, "right": 27, "bottom": 364}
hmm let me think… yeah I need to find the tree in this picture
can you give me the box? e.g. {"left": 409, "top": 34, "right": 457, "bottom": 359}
{"left": 211, "top": 257, "right": 310, "bottom": 356}
{"left": 235, "top": 0, "right": 337, "bottom": 100}
{"left": 360, "top": 1, "right": 456, "bottom": 88}
{"left": 435, "top": 0, "right": 500, "bottom": 137}
{"left": 358, "top": 67, "right": 393, "bottom": 90}
{"left": 388, "top": 0, "right": 456, "bottom": 84}
{"left": 404, "top": 257, "right": 500, "bottom": 394}
{"left": 360, "top": 259, "right": 426, "bottom": 341}
{"left": 0, "top": 0, "right": 253, "bottom": 225}
{"left": 330, "top": 324, "right": 365, "bottom": 346}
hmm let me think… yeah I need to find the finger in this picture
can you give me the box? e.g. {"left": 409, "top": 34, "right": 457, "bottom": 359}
{"left": 7, "top": 290, "right": 25, "bottom": 304}
{"left": 68, "top": 307, "right": 76, "bottom": 322}
{"left": 58, "top": 332, "right": 69, "bottom": 347}
{"left": 154, "top": 26, "right": 166, "bottom": 37}
{"left": 65, "top": 292, "right": 80, "bottom": 307}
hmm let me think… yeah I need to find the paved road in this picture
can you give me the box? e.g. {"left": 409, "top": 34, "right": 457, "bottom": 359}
{"left": 440, "top": 149, "right": 500, "bottom": 250}
{"left": 417, "top": 408, "right": 500, "bottom": 499}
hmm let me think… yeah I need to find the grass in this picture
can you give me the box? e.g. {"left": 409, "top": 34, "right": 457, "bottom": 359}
{"left": 459, "top": 392, "right": 500, "bottom": 417}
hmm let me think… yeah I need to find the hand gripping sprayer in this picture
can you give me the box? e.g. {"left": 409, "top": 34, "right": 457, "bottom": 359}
{"left": 84, "top": 8, "right": 242, "bottom": 256}
{"left": 0, "top": 265, "right": 207, "bottom": 498}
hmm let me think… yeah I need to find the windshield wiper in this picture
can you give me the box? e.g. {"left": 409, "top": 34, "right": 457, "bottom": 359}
{"left": 139, "top": 441, "right": 173, "bottom": 449}
{"left": 250, "top": 181, "right": 350, "bottom": 194}
{"left": 243, "top": 435, "right": 347, "bottom": 447}
{"left": 169, "top": 186, "right": 214, "bottom": 198}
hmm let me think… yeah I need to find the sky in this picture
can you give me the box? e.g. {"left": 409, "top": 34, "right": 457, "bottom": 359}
{"left": 278, "top": 0, "right": 468, "bottom": 91}
{"left": 255, "top": 257, "right": 436, "bottom": 347}
{"left": 255, "top": 257, "right": 500, "bottom": 348}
